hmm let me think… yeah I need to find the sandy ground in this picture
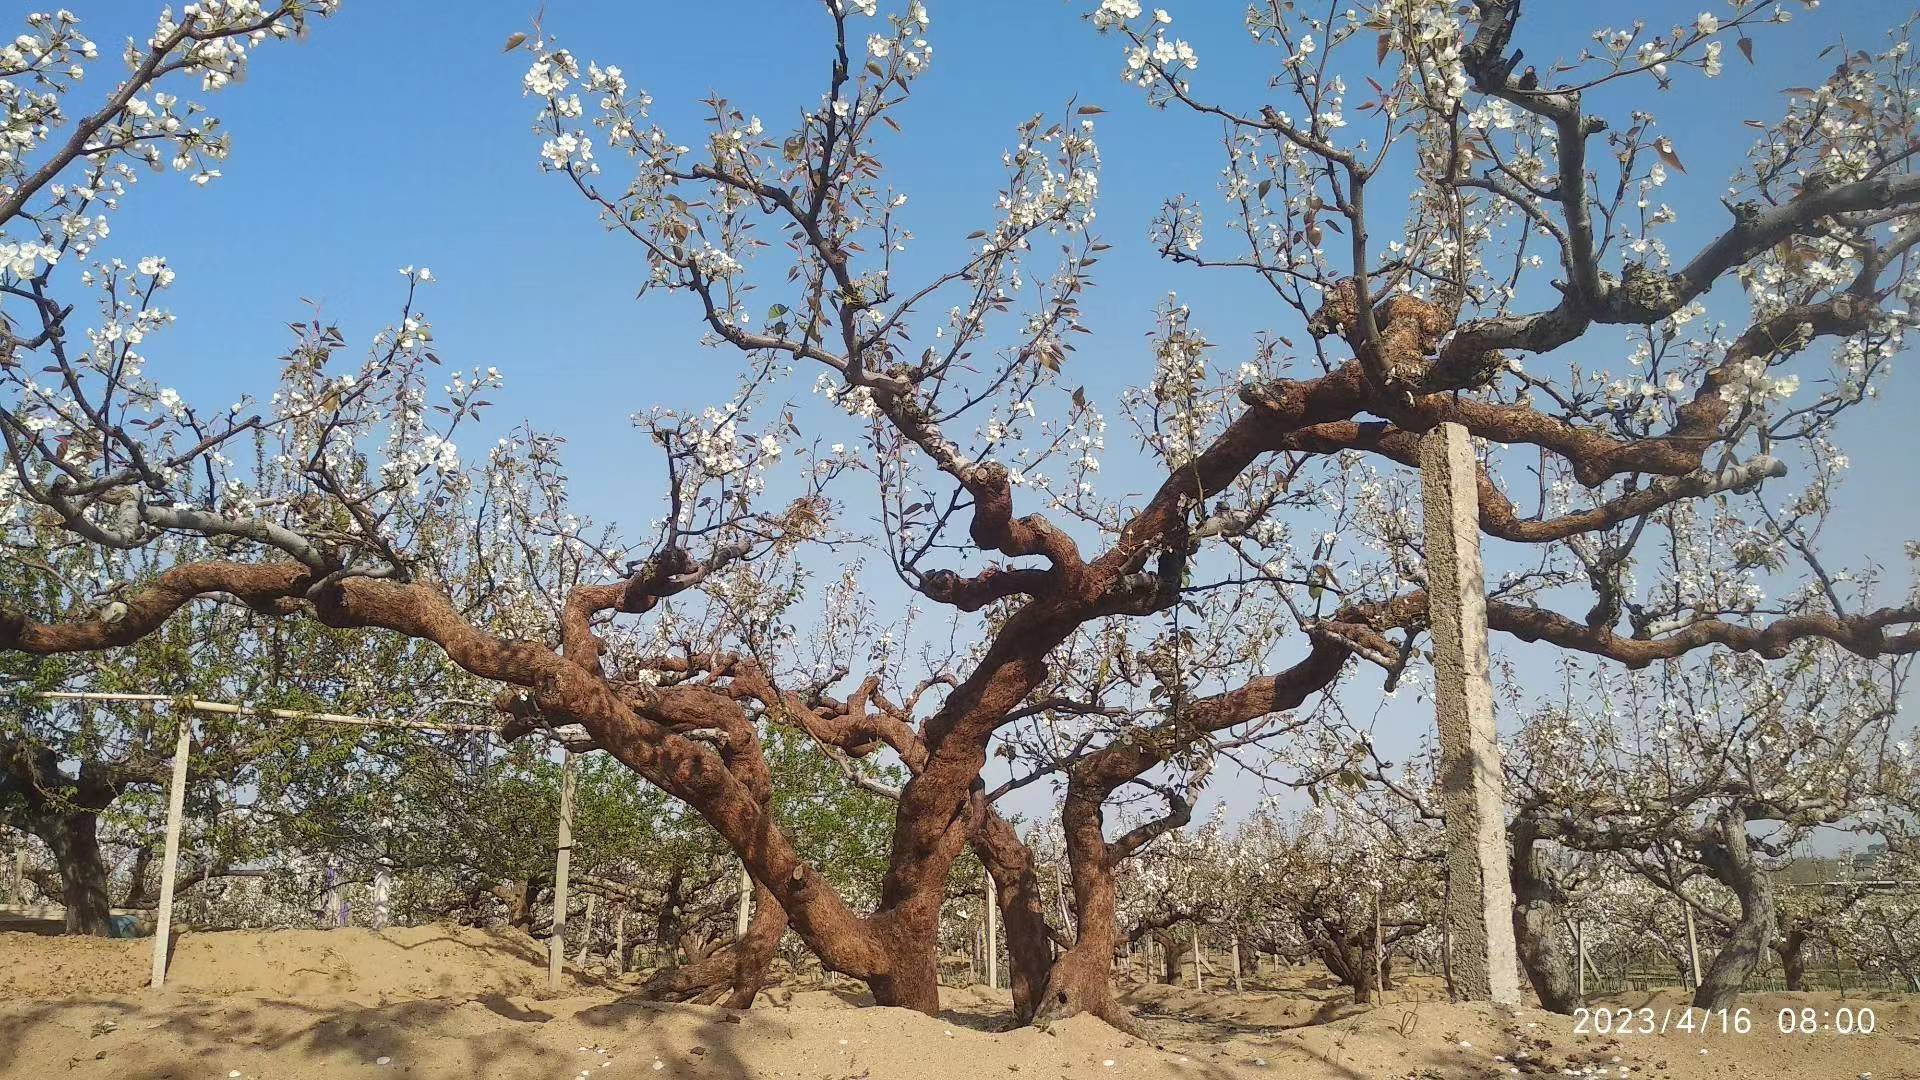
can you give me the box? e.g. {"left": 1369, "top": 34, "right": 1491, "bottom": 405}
{"left": 0, "top": 926, "right": 1915, "bottom": 1079}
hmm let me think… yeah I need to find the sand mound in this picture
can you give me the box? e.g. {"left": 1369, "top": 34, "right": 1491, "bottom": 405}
{"left": 1, "top": 932, "right": 1915, "bottom": 1079}
{"left": 0, "top": 923, "right": 590, "bottom": 1001}
{"left": 0, "top": 990, "right": 1150, "bottom": 1080}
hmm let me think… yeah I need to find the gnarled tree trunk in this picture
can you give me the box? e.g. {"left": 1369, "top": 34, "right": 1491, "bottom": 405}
{"left": 36, "top": 809, "right": 113, "bottom": 935}
{"left": 3, "top": 739, "right": 119, "bottom": 936}
{"left": 1511, "top": 820, "right": 1579, "bottom": 1012}
{"left": 641, "top": 880, "right": 790, "bottom": 1008}
{"left": 1304, "top": 915, "right": 1380, "bottom": 1004}
{"left": 973, "top": 807, "right": 1056, "bottom": 1022}
{"left": 1029, "top": 789, "right": 1132, "bottom": 1030}
{"left": 1691, "top": 810, "right": 1775, "bottom": 1012}
{"left": 1774, "top": 926, "right": 1808, "bottom": 991}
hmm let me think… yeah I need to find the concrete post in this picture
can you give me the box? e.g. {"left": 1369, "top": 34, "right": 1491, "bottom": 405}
{"left": 371, "top": 863, "right": 391, "bottom": 930}
{"left": 548, "top": 751, "right": 576, "bottom": 992}
{"left": 1420, "top": 422, "right": 1522, "bottom": 1005}
{"left": 371, "top": 813, "right": 393, "bottom": 930}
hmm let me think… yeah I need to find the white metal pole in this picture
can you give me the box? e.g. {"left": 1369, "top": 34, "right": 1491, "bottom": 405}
{"left": 150, "top": 711, "right": 192, "bottom": 989}
{"left": 1684, "top": 903, "right": 1702, "bottom": 990}
{"left": 548, "top": 751, "right": 576, "bottom": 992}
{"left": 984, "top": 869, "right": 999, "bottom": 991}
{"left": 1575, "top": 918, "right": 1587, "bottom": 999}
{"left": 735, "top": 863, "right": 752, "bottom": 941}
{"left": 1374, "top": 882, "right": 1385, "bottom": 999}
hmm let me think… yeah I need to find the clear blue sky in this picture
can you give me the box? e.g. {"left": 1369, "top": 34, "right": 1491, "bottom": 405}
{"left": 65, "top": 0, "right": 1920, "bottom": 819}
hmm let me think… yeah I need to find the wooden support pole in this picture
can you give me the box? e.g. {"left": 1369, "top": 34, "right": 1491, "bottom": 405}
{"left": 1231, "top": 935, "right": 1244, "bottom": 993}
{"left": 984, "top": 868, "right": 999, "bottom": 991}
{"left": 1575, "top": 918, "right": 1587, "bottom": 999}
{"left": 735, "top": 863, "right": 752, "bottom": 941}
{"left": 970, "top": 926, "right": 981, "bottom": 986}
{"left": 615, "top": 903, "right": 627, "bottom": 974}
{"left": 1683, "top": 903, "right": 1702, "bottom": 990}
{"left": 1191, "top": 924, "right": 1203, "bottom": 991}
{"left": 1373, "top": 882, "right": 1386, "bottom": 1000}
{"left": 372, "top": 813, "right": 393, "bottom": 931}
{"left": 549, "top": 751, "right": 576, "bottom": 992}
{"left": 37, "top": 691, "right": 494, "bottom": 733}
{"left": 1420, "top": 422, "right": 1522, "bottom": 1005}
{"left": 371, "top": 861, "right": 392, "bottom": 930}
{"left": 150, "top": 711, "right": 191, "bottom": 989}
{"left": 577, "top": 892, "right": 598, "bottom": 967}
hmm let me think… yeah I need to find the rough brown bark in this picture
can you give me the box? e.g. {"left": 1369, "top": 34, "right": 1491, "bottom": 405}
{"left": 3, "top": 736, "right": 118, "bottom": 935}
{"left": 972, "top": 809, "right": 1055, "bottom": 1021}
{"left": 1316, "top": 932, "right": 1379, "bottom": 1004}
{"left": 723, "top": 882, "right": 789, "bottom": 1008}
{"left": 1030, "top": 789, "right": 1134, "bottom": 1032}
{"left": 1025, "top": 643, "right": 1347, "bottom": 1027}
{"left": 641, "top": 881, "right": 789, "bottom": 1008}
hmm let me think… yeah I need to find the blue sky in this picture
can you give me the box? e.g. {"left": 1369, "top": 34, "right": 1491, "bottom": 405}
{"left": 55, "top": 0, "right": 1920, "bottom": 821}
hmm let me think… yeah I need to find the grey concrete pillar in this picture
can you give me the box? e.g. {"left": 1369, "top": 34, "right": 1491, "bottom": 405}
{"left": 1420, "top": 422, "right": 1522, "bottom": 1005}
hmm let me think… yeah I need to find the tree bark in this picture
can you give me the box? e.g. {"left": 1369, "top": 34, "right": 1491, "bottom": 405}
{"left": 1510, "top": 821, "right": 1579, "bottom": 1013}
{"left": 4, "top": 739, "right": 119, "bottom": 936}
{"left": 640, "top": 881, "right": 789, "bottom": 1008}
{"left": 1774, "top": 927, "right": 1808, "bottom": 992}
{"left": 724, "top": 881, "right": 789, "bottom": 1008}
{"left": 1029, "top": 790, "right": 1134, "bottom": 1031}
{"left": 1306, "top": 918, "right": 1379, "bottom": 1004}
{"left": 37, "top": 810, "right": 113, "bottom": 935}
{"left": 1691, "top": 811, "right": 1775, "bottom": 1011}
{"left": 122, "top": 845, "right": 155, "bottom": 909}
{"left": 972, "top": 809, "right": 1055, "bottom": 1021}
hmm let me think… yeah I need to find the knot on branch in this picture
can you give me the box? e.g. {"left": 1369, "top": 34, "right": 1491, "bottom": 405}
{"left": 1609, "top": 262, "right": 1686, "bottom": 323}
{"left": 1308, "top": 281, "right": 1453, "bottom": 396}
